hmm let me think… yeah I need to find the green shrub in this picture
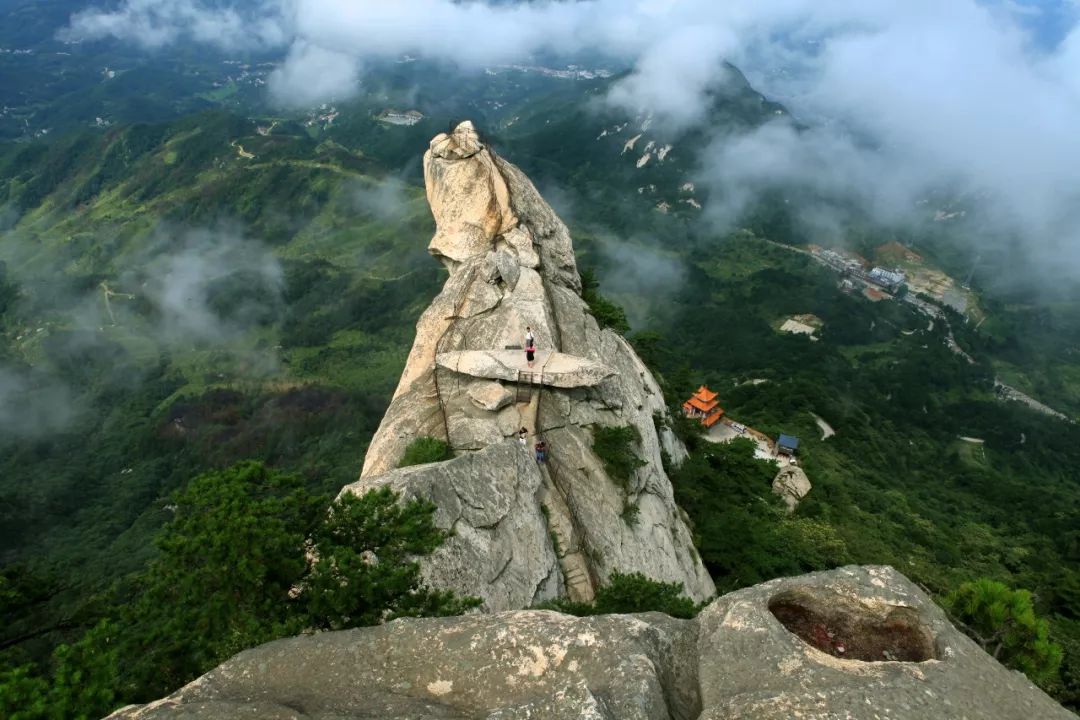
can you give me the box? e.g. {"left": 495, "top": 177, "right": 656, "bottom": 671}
{"left": 399, "top": 437, "right": 453, "bottom": 468}
{"left": 669, "top": 406, "right": 706, "bottom": 453}
{"left": 946, "top": 578, "right": 1063, "bottom": 686}
{"left": 0, "top": 462, "right": 478, "bottom": 717}
{"left": 543, "top": 572, "right": 700, "bottom": 619}
{"left": 591, "top": 425, "right": 646, "bottom": 490}
{"left": 305, "top": 488, "right": 481, "bottom": 630}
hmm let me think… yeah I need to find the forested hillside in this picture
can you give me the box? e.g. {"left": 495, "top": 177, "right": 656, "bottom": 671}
{"left": 0, "top": 113, "right": 446, "bottom": 707}
{"left": 647, "top": 236, "right": 1080, "bottom": 704}
{"left": 1, "top": 0, "right": 1079, "bottom": 715}
{"left": 0, "top": 81, "right": 1078, "bottom": 712}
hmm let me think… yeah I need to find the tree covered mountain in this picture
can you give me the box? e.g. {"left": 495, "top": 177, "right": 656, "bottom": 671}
{"left": 0, "top": 53, "right": 1078, "bottom": 713}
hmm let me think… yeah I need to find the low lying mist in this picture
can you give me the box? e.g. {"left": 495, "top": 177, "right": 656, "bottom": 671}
{"left": 0, "top": 225, "right": 285, "bottom": 438}
{"left": 59, "top": 0, "right": 1080, "bottom": 280}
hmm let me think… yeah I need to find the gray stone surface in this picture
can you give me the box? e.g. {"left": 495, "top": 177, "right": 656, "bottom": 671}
{"left": 695, "top": 565, "right": 1075, "bottom": 720}
{"left": 493, "top": 248, "right": 521, "bottom": 291}
{"left": 501, "top": 226, "right": 539, "bottom": 269}
{"left": 108, "top": 609, "right": 694, "bottom": 720}
{"left": 436, "top": 350, "right": 616, "bottom": 388}
{"left": 340, "top": 443, "right": 561, "bottom": 613}
{"left": 467, "top": 380, "right": 514, "bottom": 412}
{"left": 107, "top": 566, "right": 1074, "bottom": 720}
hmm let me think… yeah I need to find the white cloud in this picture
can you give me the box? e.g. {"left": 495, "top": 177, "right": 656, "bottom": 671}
{"left": 61, "top": 0, "right": 290, "bottom": 49}
{"left": 605, "top": 24, "right": 738, "bottom": 129}
{"left": 125, "top": 226, "right": 284, "bottom": 347}
{"left": 59, "top": 0, "right": 1080, "bottom": 272}
{"left": 0, "top": 365, "right": 74, "bottom": 438}
{"left": 268, "top": 40, "right": 360, "bottom": 107}
{"left": 710, "top": 1, "right": 1080, "bottom": 268}
{"left": 348, "top": 176, "right": 414, "bottom": 223}
{"left": 592, "top": 232, "right": 685, "bottom": 327}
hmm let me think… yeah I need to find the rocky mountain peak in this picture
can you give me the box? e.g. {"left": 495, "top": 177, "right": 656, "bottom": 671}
{"left": 429, "top": 119, "right": 484, "bottom": 159}
{"left": 343, "top": 120, "right": 714, "bottom": 610}
{"left": 425, "top": 120, "right": 517, "bottom": 265}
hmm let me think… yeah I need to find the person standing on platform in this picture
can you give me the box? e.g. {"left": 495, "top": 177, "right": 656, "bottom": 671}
{"left": 525, "top": 326, "right": 536, "bottom": 368}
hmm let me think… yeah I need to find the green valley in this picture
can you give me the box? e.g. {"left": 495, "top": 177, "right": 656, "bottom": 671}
{"left": 1, "top": 16, "right": 1079, "bottom": 715}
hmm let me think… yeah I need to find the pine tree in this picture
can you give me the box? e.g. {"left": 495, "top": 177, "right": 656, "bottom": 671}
{"left": 947, "top": 578, "right": 1063, "bottom": 685}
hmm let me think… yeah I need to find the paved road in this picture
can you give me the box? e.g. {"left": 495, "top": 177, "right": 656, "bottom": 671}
{"left": 763, "top": 238, "right": 1072, "bottom": 422}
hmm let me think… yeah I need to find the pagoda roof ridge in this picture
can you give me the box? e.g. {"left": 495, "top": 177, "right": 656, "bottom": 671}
{"left": 692, "top": 385, "right": 718, "bottom": 402}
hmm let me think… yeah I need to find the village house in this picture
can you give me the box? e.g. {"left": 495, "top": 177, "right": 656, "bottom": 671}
{"left": 868, "top": 267, "right": 906, "bottom": 291}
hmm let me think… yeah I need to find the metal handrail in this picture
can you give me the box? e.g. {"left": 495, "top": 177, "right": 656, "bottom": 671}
{"left": 535, "top": 375, "right": 544, "bottom": 433}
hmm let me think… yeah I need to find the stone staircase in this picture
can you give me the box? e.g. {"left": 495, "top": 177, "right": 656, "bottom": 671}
{"left": 536, "top": 459, "right": 596, "bottom": 603}
{"left": 515, "top": 369, "right": 539, "bottom": 403}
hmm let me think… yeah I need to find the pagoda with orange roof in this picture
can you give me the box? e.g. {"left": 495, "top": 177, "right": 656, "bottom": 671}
{"left": 683, "top": 385, "right": 724, "bottom": 428}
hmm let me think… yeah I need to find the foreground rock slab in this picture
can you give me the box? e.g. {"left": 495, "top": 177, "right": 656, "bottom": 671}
{"left": 107, "top": 566, "right": 1072, "bottom": 720}
{"left": 695, "top": 565, "right": 1072, "bottom": 719}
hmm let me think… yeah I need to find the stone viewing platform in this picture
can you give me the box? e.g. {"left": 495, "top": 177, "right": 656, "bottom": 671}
{"left": 435, "top": 350, "right": 614, "bottom": 388}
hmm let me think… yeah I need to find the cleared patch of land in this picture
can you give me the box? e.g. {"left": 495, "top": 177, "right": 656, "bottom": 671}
{"left": 706, "top": 421, "right": 775, "bottom": 461}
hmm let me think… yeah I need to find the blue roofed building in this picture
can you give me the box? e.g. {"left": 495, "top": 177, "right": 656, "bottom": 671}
{"left": 777, "top": 434, "right": 800, "bottom": 456}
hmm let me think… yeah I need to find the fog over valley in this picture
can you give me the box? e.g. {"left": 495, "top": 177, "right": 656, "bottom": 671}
{"left": 60, "top": 0, "right": 1080, "bottom": 277}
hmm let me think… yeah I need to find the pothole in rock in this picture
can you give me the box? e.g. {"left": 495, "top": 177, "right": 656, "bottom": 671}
{"left": 768, "top": 589, "right": 938, "bottom": 662}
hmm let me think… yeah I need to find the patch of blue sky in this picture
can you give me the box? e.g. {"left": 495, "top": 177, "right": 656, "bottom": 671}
{"left": 981, "top": 0, "right": 1080, "bottom": 50}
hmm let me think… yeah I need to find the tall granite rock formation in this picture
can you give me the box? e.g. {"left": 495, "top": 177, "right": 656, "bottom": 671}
{"left": 338, "top": 121, "right": 714, "bottom": 611}
{"left": 107, "top": 566, "right": 1074, "bottom": 719}
{"left": 102, "top": 126, "right": 1075, "bottom": 720}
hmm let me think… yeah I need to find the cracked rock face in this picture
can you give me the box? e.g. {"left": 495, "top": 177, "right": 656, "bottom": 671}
{"left": 467, "top": 381, "right": 514, "bottom": 412}
{"left": 343, "top": 443, "right": 561, "bottom": 612}
{"left": 107, "top": 565, "right": 1073, "bottom": 720}
{"left": 350, "top": 121, "right": 714, "bottom": 609}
